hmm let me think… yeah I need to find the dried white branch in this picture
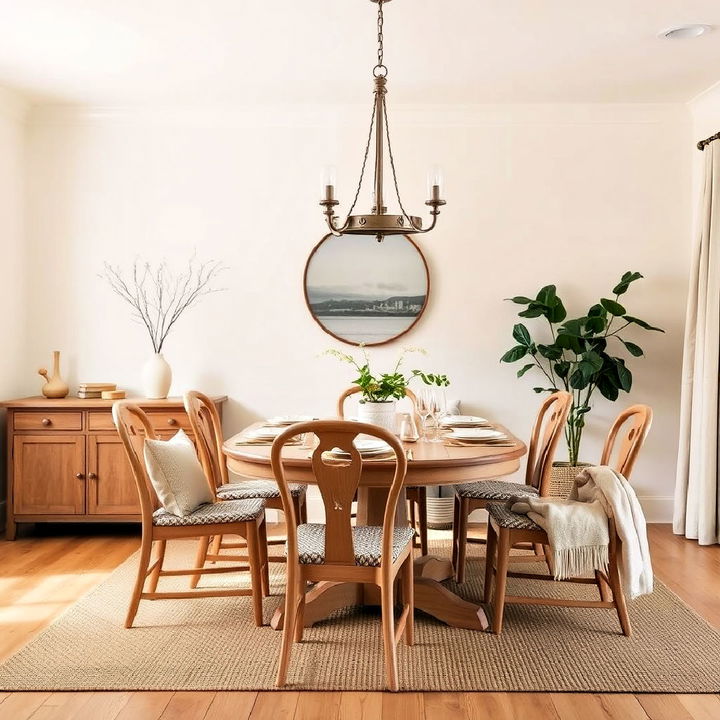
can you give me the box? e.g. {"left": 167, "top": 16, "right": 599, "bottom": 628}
{"left": 100, "top": 256, "right": 227, "bottom": 352}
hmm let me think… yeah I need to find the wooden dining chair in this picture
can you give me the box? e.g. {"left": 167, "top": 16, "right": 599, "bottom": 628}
{"left": 113, "top": 401, "right": 267, "bottom": 628}
{"left": 338, "top": 386, "right": 428, "bottom": 555}
{"left": 272, "top": 420, "right": 414, "bottom": 692}
{"left": 184, "top": 391, "right": 307, "bottom": 585}
{"left": 482, "top": 404, "right": 653, "bottom": 635}
{"left": 600, "top": 404, "right": 653, "bottom": 479}
{"left": 484, "top": 505, "right": 631, "bottom": 636}
{"left": 451, "top": 391, "right": 572, "bottom": 582}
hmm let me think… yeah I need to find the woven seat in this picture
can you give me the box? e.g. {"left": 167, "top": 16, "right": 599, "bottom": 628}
{"left": 152, "top": 498, "right": 265, "bottom": 527}
{"left": 217, "top": 480, "right": 307, "bottom": 501}
{"left": 294, "top": 523, "right": 415, "bottom": 567}
{"left": 453, "top": 480, "right": 539, "bottom": 501}
{"left": 487, "top": 503, "right": 541, "bottom": 532}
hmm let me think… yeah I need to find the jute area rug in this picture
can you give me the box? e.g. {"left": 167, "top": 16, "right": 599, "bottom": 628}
{"left": 1, "top": 536, "right": 719, "bottom": 692}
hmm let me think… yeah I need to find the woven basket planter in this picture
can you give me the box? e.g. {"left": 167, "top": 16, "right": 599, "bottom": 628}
{"left": 548, "top": 461, "right": 592, "bottom": 499}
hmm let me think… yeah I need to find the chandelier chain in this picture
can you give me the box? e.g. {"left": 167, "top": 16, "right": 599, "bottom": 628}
{"left": 381, "top": 96, "right": 421, "bottom": 230}
{"left": 373, "top": 1, "right": 387, "bottom": 77}
{"left": 343, "top": 95, "right": 378, "bottom": 221}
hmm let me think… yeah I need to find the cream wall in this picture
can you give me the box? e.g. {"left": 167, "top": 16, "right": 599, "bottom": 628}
{"left": 0, "top": 87, "right": 27, "bottom": 525}
{"left": 22, "top": 103, "right": 691, "bottom": 521}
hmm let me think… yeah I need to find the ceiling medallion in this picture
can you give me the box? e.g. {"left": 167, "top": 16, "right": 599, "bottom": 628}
{"left": 319, "top": 0, "right": 446, "bottom": 242}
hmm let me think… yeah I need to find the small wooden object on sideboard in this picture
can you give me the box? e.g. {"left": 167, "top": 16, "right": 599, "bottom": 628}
{"left": 2, "top": 395, "right": 227, "bottom": 540}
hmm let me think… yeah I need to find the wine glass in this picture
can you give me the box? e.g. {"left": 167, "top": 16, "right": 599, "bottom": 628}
{"left": 416, "top": 388, "right": 433, "bottom": 441}
{"left": 428, "top": 387, "right": 447, "bottom": 443}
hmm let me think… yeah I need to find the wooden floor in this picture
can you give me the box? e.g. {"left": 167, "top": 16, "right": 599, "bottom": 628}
{"left": 0, "top": 523, "right": 718, "bottom": 720}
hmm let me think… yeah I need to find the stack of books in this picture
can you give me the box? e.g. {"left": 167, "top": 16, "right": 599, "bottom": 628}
{"left": 77, "top": 383, "right": 117, "bottom": 399}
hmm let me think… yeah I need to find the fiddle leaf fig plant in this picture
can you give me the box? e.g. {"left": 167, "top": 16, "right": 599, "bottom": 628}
{"left": 501, "top": 271, "right": 663, "bottom": 465}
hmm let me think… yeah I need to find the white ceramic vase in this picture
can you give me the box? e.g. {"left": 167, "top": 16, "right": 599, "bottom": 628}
{"left": 357, "top": 399, "right": 397, "bottom": 434}
{"left": 142, "top": 353, "right": 172, "bottom": 399}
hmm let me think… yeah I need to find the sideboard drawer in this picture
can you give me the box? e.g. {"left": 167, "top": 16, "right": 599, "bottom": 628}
{"left": 146, "top": 411, "right": 192, "bottom": 433}
{"left": 87, "top": 412, "right": 116, "bottom": 431}
{"left": 14, "top": 412, "right": 83, "bottom": 431}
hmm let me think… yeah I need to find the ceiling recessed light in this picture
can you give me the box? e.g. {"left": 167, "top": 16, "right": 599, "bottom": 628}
{"left": 659, "top": 24, "right": 712, "bottom": 40}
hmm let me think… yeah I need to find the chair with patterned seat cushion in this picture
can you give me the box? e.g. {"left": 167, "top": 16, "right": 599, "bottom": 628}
{"left": 184, "top": 391, "right": 307, "bottom": 588}
{"left": 338, "top": 385, "right": 428, "bottom": 555}
{"left": 216, "top": 480, "right": 307, "bottom": 501}
{"left": 113, "top": 402, "right": 268, "bottom": 629}
{"left": 484, "top": 500, "right": 631, "bottom": 636}
{"left": 272, "top": 420, "right": 414, "bottom": 692}
{"left": 296, "top": 524, "right": 416, "bottom": 566}
{"left": 452, "top": 391, "right": 572, "bottom": 582}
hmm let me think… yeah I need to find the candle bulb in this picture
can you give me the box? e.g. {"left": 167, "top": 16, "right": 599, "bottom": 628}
{"left": 427, "top": 164, "right": 444, "bottom": 199}
{"left": 321, "top": 165, "right": 337, "bottom": 198}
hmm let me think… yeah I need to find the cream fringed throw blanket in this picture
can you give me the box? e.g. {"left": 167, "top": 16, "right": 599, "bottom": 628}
{"left": 510, "top": 466, "right": 653, "bottom": 599}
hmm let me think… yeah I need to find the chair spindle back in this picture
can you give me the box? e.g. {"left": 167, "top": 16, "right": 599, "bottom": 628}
{"left": 184, "top": 390, "right": 226, "bottom": 493}
{"left": 525, "top": 391, "right": 573, "bottom": 495}
{"left": 271, "top": 420, "right": 407, "bottom": 568}
{"left": 600, "top": 404, "right": 653, "bottom": 479}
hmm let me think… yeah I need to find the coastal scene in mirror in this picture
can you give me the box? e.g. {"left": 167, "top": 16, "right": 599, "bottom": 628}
{"left": 304, "top": 233, "right": 429, "bottom": 346}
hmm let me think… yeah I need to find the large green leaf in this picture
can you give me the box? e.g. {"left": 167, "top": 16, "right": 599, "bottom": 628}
{"left": 584, "top": 315, "right": 605, "bottom": 334}
{"left": 579, "top": 350, "right": 604, "bottom": 378}
{"left": 536, "top": 285, "right": 557, "bottom": 307}
{"left": 547, "top": 298, "right": 567, "bottom": 323}
{"left": 619, "top": 338, "right": 644, "bottom": 357}
{"left": 500, "top": 345, "right": 528, "bottom": 363}
{"left": 624, "top": 316, "right": 664, "bottom": 332}
{"left": 554, "top": 361, "right": 571, "bottom": 378}
{"left": 559, "top": 318, "right": 585, "bottom": 337}
{"left": 517, "top": 363, "right": 535, "bottom": 378}
{"left": 569, "top": 368, "right": 590, "bottom": 389}
{"left": 614, "top": 359, "right": 632, "bottom": 391}
{"left": 508, "top": 296, "right": 533, "bottom": 304}
{"left": 601, "top": 298, "right": 626, "bottom": 316}
{"left": 537, "top": 343, "right": 563, "bottom": 360}
{"left": 556, "top": 333, "right": 585, "bottom": 354}
{"left": 598, "top": 374, "right": 619, "bottom": 401}
{"left": 588, "top": 303, "right": 606, "bottom": 318}
{"left": 512, "top": 323, "right": 532, "bottom": 346}
{"left": 612, "top": 271, "right": 644, "bottom": 296}
{"left": 518, "top": 304, "right": 545, "bottom": 319}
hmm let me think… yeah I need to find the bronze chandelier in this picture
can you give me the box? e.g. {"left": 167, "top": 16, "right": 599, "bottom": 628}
{"left": 319, "top": 0, "right": 446, "bottom": 242}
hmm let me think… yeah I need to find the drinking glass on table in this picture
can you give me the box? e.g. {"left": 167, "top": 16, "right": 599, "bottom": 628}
{"left": 416, "top": 388, "right": 433, "bottom": 441}
{"left": 428, "top": 387, "right": 447, "bottom": 443}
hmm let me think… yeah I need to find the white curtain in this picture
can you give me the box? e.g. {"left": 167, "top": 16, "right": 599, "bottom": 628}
{"left": 674, "top": 142, "right": 720, "bottom": 545}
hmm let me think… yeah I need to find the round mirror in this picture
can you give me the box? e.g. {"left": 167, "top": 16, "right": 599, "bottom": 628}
{"left": 304, "top": 233, "right": 430, "bottom": 346}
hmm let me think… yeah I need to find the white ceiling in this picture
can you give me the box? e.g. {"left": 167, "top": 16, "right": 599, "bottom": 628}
{"left": 0, "top": 0, "right": 719, "bottom": 106}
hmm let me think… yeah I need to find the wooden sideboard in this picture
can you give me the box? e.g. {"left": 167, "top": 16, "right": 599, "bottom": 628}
{"left": 2, "top": 396, "right": 227, "bottom": 540}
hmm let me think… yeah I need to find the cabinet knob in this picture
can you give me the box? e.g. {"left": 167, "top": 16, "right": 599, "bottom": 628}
{"left": 87, "top": 472, "right": 97, "bottom": 480}
{"left": 75, "top": 472, "right": 85, "bottom": 480}
{"left": 42, "top": 418, "right": 51, "bottom": 426}
{"left": 167, "top": 418, "right": 177, "bottom": 426}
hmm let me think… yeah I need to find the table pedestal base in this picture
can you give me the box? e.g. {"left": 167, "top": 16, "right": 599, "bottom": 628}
{"left": 269, "top": 555, "right": 489, "bottom": 632}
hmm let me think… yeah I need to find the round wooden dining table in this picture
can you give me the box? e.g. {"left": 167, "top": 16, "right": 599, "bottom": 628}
{"left": 224, "top": 423, "right": 527, "bottom": 632}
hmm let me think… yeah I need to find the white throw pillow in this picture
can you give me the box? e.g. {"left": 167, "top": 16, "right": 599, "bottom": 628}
{"left": 143, "top": 429, "right": 214, "bottom": 517}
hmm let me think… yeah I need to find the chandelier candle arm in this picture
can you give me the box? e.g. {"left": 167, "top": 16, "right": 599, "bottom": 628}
{"left": 317, "top": 0, "right": 446, "bottom": 242}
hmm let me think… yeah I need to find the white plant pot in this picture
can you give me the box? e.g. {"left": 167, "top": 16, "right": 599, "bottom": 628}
{"left": 142, "top": 353, "right": 172, "bottom": 399}
{"left": 357, "top": 400, "right": 398, "bottom": 434}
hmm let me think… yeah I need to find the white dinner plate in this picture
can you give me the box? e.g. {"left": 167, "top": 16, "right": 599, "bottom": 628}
{"left": 447, "top": 428, "right": 506, "bottom": 440}
{"left": 440, "top": 415, "right": 489, "bottom": 427}
{"left": 246, "top": 426, "right": 285, "bottom": 439}
{"left": 265, "top": 415, "right": 315, "bottom": 426}
{"left": 329, "top": 438, "right": 393, "bottom": 458}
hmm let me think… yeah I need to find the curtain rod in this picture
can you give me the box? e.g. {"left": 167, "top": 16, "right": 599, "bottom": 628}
{"left": 697, "top": 132, "right": 720, "bottom": 150}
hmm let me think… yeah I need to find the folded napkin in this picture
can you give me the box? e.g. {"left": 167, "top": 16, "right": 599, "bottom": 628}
{"left": 510, "top": 465, "right": 653, "bottom": 598}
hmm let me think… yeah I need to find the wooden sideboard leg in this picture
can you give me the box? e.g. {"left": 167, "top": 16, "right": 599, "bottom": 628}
{"left": 270, "top": 581, "right": 364, "bottom": 630}
{"left": 414, "top": 577, "right": 489, "bottom": 631}
{"left": 5, "top": 515, "right": 16, "bottom": 541}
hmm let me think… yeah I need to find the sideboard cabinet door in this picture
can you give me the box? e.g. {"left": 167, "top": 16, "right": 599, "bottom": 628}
{"left": 13, "top": 436, "right": 86, "bottom": 515}
{"left": 87, "top": 436, "right": 141, "bottom": 516}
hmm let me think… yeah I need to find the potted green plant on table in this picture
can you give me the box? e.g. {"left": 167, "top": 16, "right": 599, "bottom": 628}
{"left": 324, "top": 346, "right": 449, "bottom": 433}
{"left": 500, "top": 272, "right": 663, "bottom": 495}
